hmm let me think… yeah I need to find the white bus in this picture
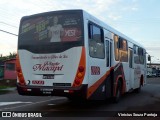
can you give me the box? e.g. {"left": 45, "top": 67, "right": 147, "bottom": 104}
{"left": 16, "top": 10, "right": 146, "bottom": 102}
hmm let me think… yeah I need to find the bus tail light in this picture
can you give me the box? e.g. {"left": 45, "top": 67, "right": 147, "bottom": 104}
{"left": 16, "top": 54, "right": 26, "bottom": 85}
{"left": 73, "top": 66, "right": 85, "bottom": 87}
{"left": 77, "top": 72, "right": 83, "bottom": 79}
{"left": 75, "top": 79, "right": 80, "bottom": 85}
{"left": 78, "top": 66, "right": 84, "bottom": 72}
{"left": 69, "top": 90, "right": 74, "bottom": 93}
{"left": 72, "top": 47, "right": 86, "bottom": 87}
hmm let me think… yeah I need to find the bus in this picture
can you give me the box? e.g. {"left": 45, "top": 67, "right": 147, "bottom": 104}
{"left": 16, "top": 10, "right": 146, "bottom": 102}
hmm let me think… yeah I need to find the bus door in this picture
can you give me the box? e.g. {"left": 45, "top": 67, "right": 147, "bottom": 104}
{"left": 133, "top": 45, "right": 140, "bottom": 88}
{"left": 129, "top": 48, "right": 134, "bottom": 89}
{"left": 87, "top": 36, "right": 111, "bottom": 99}
{"left": 105, "top": 39, "right": 111, "bottom": 68}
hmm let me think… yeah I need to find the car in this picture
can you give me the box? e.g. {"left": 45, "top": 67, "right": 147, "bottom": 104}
{"left": 147, "top": 72, "right": 152, "bottom": 77}
{"left": 152, "top": 73, "right": 157, "bottom": 77}
{"left": 157, "top": 73, "right": 160, "bottom": 77}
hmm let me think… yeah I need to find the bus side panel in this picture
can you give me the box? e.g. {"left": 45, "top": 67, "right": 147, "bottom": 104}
{"left": 87, "top": 62, "right": 126, "bottom": 100}
{"left": 87, "top": 71, "right": 112, "bottom": 100}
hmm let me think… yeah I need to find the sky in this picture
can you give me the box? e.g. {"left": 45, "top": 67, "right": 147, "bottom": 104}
{"left": 0, "top": 0, "right": 160, "bottom": 63}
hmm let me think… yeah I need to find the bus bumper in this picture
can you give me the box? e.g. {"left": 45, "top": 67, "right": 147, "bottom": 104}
{"left": 17, "top": 83, "right": 87, "bottom": 98}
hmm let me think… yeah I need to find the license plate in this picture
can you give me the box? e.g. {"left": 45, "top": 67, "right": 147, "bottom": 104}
{"left": 43, "top": 74, "right": 54, "bottom": 79}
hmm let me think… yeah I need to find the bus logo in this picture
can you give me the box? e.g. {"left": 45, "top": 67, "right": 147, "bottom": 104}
{"left": 33, "top": 61, "right": 63, "bottom": 73}
{"left": 32, "top": 80, "right": 44, "bottom": 85}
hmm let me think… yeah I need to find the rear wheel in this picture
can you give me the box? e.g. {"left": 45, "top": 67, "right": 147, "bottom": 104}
{"left": 135, "top": 76, "right": 143, "bottom": 93}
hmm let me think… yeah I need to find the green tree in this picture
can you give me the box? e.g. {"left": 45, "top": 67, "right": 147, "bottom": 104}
{"left": 0, "top": 52, "right": 17, "bottom": 61}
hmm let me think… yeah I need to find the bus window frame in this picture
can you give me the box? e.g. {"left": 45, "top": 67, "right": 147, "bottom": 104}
{"left": 88, "top": 22, "right": 105, "bottom": 59}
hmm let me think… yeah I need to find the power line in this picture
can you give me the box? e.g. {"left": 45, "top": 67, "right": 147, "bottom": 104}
{"left": 0, "top": 21, "right": 18, "bottom": 28}
{"left": 0, "top": 29, "right": 18, "bottom": 36}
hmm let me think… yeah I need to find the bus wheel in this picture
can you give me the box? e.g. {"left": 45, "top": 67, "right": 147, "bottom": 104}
{"left": 113, "top": 81, "right": 121, "bottom": 103}
{"left": 135, "top": 76, "right": 143, "bottom": 93}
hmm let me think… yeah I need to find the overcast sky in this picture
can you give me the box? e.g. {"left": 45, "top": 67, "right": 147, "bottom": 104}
{"left": 0, "top": 0, "right": 160, "bottom": 63}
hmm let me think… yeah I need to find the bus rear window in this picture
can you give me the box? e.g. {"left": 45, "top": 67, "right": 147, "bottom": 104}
{"left": 19, "top": 13, "right": 83, "bottom": 44}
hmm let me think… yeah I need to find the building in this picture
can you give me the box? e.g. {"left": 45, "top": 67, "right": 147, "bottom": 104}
{"left": 4, "top": 58, "right": 17, "bottom": 80}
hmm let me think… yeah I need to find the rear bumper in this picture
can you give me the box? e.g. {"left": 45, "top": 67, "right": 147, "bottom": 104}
{"left": 17, "top": 83, "right": 88, "bottom": 98}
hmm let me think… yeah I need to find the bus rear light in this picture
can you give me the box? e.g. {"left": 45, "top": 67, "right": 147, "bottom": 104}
{"left": 69, "top": 90, "right": 74, "bottom": 93}
{"left": 78, "top": 66, "right": 84, "bottom": 72}
{"left": 72, "top": 47, "right": 86, "bottom": 87}
{"left": 18, "top": 73, "right": 23, "bottom": 77}
{"left": 18, "top": 77, "right": 25, "bottom": 85}
{"left": 16, "top": 54, "right": 26, "bottom": 85}
{"left": 64, "top": 90, "right": 69, "bottom": 93}
{"left": 77, "top": 72, "right": 83, "bottom": 79}
{"left": 16, "top": 67, "right": 21, "bottom": 73}
{"left": 75, "top": 79, "right": 80, "bottom": 85}
{"left": 22, "top": 88, "right": 28, "bottom": 92}
{"left": 27, "top": 89, "right": 32, "bottom": 91}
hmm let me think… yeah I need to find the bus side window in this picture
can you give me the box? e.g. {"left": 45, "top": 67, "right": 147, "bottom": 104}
{"left": 88, "top": 23, "right": 104, "bottom": 59}
{"left": 134, "top": 45, "right": 138, "bottom": 64}
{"left": 138, "top": 47, "right": 145, "bottom": 64}
{"left": 114, "top": 35, "right": 128, "bottom": 62}
{"left": 114, "top": 35, "right": 119, "bottom": 61}
{"left": 119, "top": 38, "right": 128, "bottom": 62}
{"left": 134, "top": 45, "right": 145, "bottom": 64}
{"left": 133, "top": 45, "right": 136, "bottom": 54}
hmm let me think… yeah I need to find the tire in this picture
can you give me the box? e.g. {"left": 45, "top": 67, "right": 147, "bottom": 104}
{"left": 113, "top": 81, "right": 121, "bottom": 103}
{"left": 135, "top": 76, "right": 143, "bottom": 93}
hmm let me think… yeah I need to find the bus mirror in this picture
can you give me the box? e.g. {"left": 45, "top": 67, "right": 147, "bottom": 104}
{"left": 148, "top": 55, "right": 151, "bottom": 61}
